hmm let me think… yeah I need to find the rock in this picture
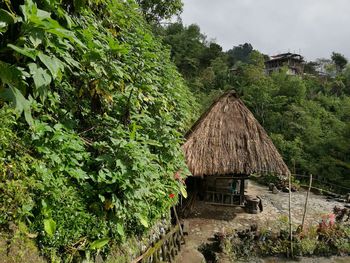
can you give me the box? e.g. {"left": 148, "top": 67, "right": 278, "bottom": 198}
{"left": 269, "top": 183, "right": 275, "bottom": 191}
{"left": 175, "top": 248, "right": 205, "bottom": 263}
{"left": 335, "top": 198, "right": 346, "bottom": 203}
{"left": 282, "top": 187, "right": 289, "bottom": 193}
{"left": 326, "top": 192, "right": 340, "bottom": 198}
{"left": 95, "top": 254, "right": 104, "bottom": 263}
{"left": 291, "top": 185, "right": 298, "bottom": 192}
{"left": 272, "top": 186, "right": 279, "bottom": 194}
{"left": 346, "top": 193, "right": 350, "bottom": 203}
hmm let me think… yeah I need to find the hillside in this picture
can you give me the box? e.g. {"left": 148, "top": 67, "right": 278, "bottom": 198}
{"left": 0, "top": 0, "right": 195, "bottom": 261}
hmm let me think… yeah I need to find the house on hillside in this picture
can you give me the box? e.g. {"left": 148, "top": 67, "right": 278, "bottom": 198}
{"left": 265, "top": 52, "right": 305, "bottom": 75}
{"left": 182, "top": 91, "right": 290, "bottom": 206}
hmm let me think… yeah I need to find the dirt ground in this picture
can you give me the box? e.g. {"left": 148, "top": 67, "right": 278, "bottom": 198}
{"left": 175, "top": 180, "right": 350, "bottom": 263}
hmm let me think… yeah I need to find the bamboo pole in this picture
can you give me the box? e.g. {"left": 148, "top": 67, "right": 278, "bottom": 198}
{"left": 172, "top": 206, "right": 184, "bottom": 238}
{"left": 301, "top": 174, "right": 313, "bottom": 231}
{"left": 288, "top": 173, "right": 293, "bottom": 257}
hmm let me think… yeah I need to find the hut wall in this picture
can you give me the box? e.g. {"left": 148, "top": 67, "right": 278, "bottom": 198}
{"left": 204, "top": 176, "right": 246, "bottom": 193}
{"left": 202, "top": 176, "right": 248, "bottom": 205}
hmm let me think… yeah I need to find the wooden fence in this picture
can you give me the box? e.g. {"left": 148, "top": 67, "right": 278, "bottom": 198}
{"left": 133, "top": 224, "right": 183, "bottom": 263}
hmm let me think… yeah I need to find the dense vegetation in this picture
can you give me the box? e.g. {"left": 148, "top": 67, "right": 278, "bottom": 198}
{"left": 225, "top": 214, "right": 350, "bottom": 260}
{"left": 158, "top": 22, "right": 350, "bottom": 191}
{"left": 0, "top": 0, "right": 195, "bottom": 260}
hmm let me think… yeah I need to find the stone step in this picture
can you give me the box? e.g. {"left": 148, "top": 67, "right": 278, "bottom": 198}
{"left": 175, "top": 247, "right": 205, "bottom": 263}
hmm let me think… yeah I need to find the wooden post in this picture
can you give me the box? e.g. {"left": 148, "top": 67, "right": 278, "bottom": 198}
{"left": 301, "top": 174, "right": 313, "bottom": 231}
{"left": 161, "top": 237, "right": 166, "bottom": 262}
{"left": 288, "top": 173, "right": 293, "bottom": 257}
{"left": 240, "top": 178, "right": 245, "bottom": 205}
{"left": 172, "top": 207, "right": 184, "bottom": 238}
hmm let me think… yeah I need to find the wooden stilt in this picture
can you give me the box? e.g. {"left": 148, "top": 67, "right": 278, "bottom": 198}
{"left": 172, "top": 207, "right": 184, "bottom": 239}
{"left": 240, "top": 178, "right": 245, "bottom": 205}
{"left": 301, "top": 174, "right": 313, "bottom": 231}
{"left": 288, "top": 173, "right": 293, "bottom": 257}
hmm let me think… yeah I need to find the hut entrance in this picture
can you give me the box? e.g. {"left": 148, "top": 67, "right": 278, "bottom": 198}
{"left": 204, "top": 175, "right": 248, "bottom": 206}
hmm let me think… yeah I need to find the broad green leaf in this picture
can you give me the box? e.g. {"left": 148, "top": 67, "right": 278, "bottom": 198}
{"left": 0, "top": 21, "right": 7, "bottom": 33}
{"left": 8, "top": 44, "right": 38, "bottom": 60}
{"left": 180, "top": 184, "right": 188, "bottom": 199}
{"left": 28, "top": 63, "right": 51, "bottom": 102}
{"left": 36, "top": 9, "right": 51, "bottom": 20}
{"left": 0, "top": 9, "right": 15, "bottom": 32}
{"left": 0, "top": 85, "right": 33, "bottom": 126}
{"left": 67, "top": 168, "right": 89, "bottom": 180}
{"left": 44, "top": 218, "right": 56, "bottom": 238}
{"left": 0, "top": 9, "right": 15, "bottom": 24}
{"left": 98, "top": 194, "right": 105, "bottom": 202}
{"left": 130, "top": 122, "right": 137, "bottom": 140}
{"left": 28, "top": 28, "right": 44, "bottom": 48}
{"left": 21, "top": 0, "right": 85, "bottom": 47}
{"left": 20, "top": 0, "right": 36, "bottom": 22}
{"left": 116, "top": 223, "right": 125, "bottom": 237}
{"left": 0, "top": 60, "right": 24, "bottom": 88}
{"left": 63, "top": 12, "right": 73, "bottom": 29}
{"left": 38, "top": 53, "right": 64, "bottom": 79}
{"left": 143, "top": 139, "right": 162, "bottom": 147}
{"left": 90, "top": 238, "right": 110, "bottom": 250}
{"left": 138, "top": 215, "right": 149, "bottom": 228}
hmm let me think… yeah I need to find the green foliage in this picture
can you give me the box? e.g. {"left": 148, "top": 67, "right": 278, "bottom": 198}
{"left": 158, "top": 22, "right": 235, "bottom": 112}
{"left": 227, "top": 222, "right": 350, "bottom": 259}
{"left": 227, "top": 43, "right": 254, "bottom": 67}
{"left": 43, "top": 218, "right": 56, "bottom": 238}
{"left": 331, "top": 52, "right": 348, "bottom": 72}
{"left": 0, "top": 0, "right": 195, "bottom": 260}
{"left": 136, "top": 0, "right": 183, "bottom": 22}
{"left": 161, "top": 23, "right": 206, "bottom": 78}
{"left": 90, "top": 238, "right": 110, "bottom": 250}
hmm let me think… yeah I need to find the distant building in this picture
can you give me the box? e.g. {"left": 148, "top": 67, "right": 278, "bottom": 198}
{"left": 265, "top": 53, "right": 305, "bottom": 75}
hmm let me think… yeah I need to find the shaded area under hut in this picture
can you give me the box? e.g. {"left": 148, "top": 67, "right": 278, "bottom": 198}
{"left": 182, "top": 91, "right": 290, "bottom": 208}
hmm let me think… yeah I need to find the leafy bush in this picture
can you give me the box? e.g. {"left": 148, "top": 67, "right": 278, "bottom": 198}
{"left": 0, "top": 0, "right": 196, "bottom": 260}
{"left": 226, "top": 219, "right": 350, "bottom": 260}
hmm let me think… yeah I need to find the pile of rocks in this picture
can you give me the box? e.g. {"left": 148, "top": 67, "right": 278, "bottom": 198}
{"left": 268, "top": 183, "right": 298, "bottom": 194}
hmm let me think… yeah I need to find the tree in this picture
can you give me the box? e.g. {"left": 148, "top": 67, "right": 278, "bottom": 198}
{"left": 200, "top": 42, "right": 223, "bottom": 68}
{"left": 162, "top": 23, "right": 206, "bottom": 77}
{"left": 331, "top": 52, "right": 348, "bottom": 72}
{"left": 136, "top": 0, "right": 183, "bottom": 23}
{"left": 226, "top": 43, "right": 253, "bottom": 67}
{"left": 304, "top": 61, "right": 318, "bottom": 75}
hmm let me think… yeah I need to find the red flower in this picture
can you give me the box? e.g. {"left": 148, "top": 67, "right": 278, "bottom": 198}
{"left": 169, "top": 193, "right": 175, "bottom": 198}
{"left": 174, "top": 170, "right": 185, "bottom": 183}
{"left": 174, "top": 170, "right": 181, "bottom": 180}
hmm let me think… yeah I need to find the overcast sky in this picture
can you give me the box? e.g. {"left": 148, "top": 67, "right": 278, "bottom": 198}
{"left": 181, "top": 0, "right": 350, "bottom": 61}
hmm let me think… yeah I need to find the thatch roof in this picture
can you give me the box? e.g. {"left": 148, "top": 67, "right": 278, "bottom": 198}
{"left": 183, "top": 91, "right": 290, "bottom": 177}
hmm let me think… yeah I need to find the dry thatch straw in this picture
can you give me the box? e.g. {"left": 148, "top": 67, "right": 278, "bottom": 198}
{"left": 183, "top": 91, "right": 290, "bottom": 177}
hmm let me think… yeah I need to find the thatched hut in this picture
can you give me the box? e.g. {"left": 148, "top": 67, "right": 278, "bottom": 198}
{"left": 183, "top": 91, "right": 290, "bottom": 206}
